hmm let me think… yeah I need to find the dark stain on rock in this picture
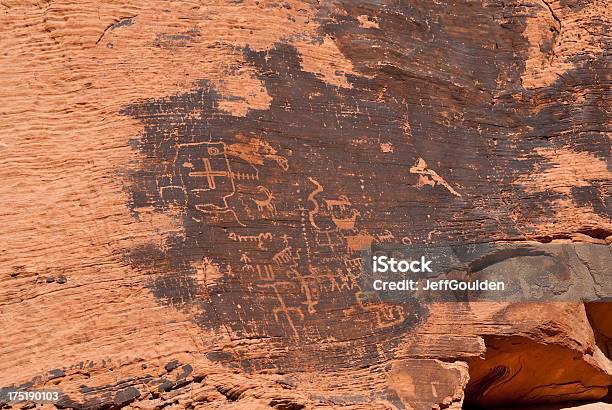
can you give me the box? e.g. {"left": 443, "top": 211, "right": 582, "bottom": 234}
{"left": 164, "top": 359, "right": 180, "bottom": 373}
{"left": 572, "top": 186, "right": 608, "bottom": 215}
{"left": 154, "top": 28, "right": 200, "bottom": 49}
{"left": 177, "top": 364, "right": 193, "bottom": 379}
{"left": 121, "top": 40, "right": 434, "bottom": 371}
{"left": 111, "top": 17, "right": 134, "bottom": 30}
{"left": 158, "top": 380, "right": 174, "bottom": 393}
{"left": 269, "top": 398, "right": 306, "bottom": 410}
{"left": 114, "top": 386, "right": 140, "bottom": 407}
{"left": 10, "top": 265, "right": 25, "bottom": 277}
{"left": 207, "top": 351, "right": 235, "bottom": 363}
{"left": 49, "top": 368, "right": 65, "bottom": 380}
{"left": 121, "top": 0, "right": 610, "bottom": 372}
{"left": 174, "top": 378, "right": 190, "bottom": 390}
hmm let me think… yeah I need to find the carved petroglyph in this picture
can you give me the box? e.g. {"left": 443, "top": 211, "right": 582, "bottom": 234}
{"left": 190, "top": 159, "right": 228, "bottom": 190}
{"left": 169, "top": 138, "right": 289, "bottom": 227}
{"left": 339, "top": 269, "right": 362, "bottom": 291}
{"left": 376, "top": 230, "right": 396, "bottom": 243}
{"left": 347, "top": 292, "right": 408, "bottom": 329}
{"left": 160, "top": 144, "right": 399, "bottom": 344}
{"left": 332, "top": 210, "right": 360, "bottom": 230}
{"left": 298, "top": 205, "right": 313, "bottom": 266}
{"left": 378, "top": 305, "right": 407, "bottom": 328}
{"left": 306, "top": 177, "right": 323, "bottom": 230}
{"left": 346, "top": 234, "right": 374, "bottom": 253}
{"left": 194, "top": 256, "right": 223, "bottom": 287}
{"left": 323, "top": 196, "right": 351, "bottom": 211}
{"left": 255, "top": 264, "right": 276, "bottom": 281}
{"left": 315, "top": 230, "right": 344, "bottom": 253}
{"left": 262, "top": 284, "right": 305, "bottom": 339}
{"left": 120, "top": 42, "right": 444, "bottom": 371}
{"left": 180, "top": 142, "right": 236, "bottom": 210}
{"left": 228, "top": 232, "right": 273, "bottom": 250}
{"left": 226, "top": 134, "right": 289, "bottom": 171}
{"left": 409, "top": 158, "right": 461, "bottom": 197}
{"left": 301, "top": 281, "right": 319, "bottom": 314}
{"left": 324, "top": 195, "right": 361, "bottom": 230}
{"left": 273, "top": 245, "right": 296, "bottom": 266}
{"left": 253, "top": 186, "right": 277, "bottom": 217}
{"left": 344, "top": 257, "right": 363, "bottom": 270}
{"left": 240, "top": 252, "right": 252, "bottom": 265}
{"left": 174, "top": 141, "right": 252, "bottom": 226}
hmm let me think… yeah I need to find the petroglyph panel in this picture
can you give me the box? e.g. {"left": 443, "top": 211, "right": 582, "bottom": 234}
{"left": 119, "top": 1, "right": 611, "bottom": 376}
{"left": 1, "top": 0, "right": 610, "bottom": 408}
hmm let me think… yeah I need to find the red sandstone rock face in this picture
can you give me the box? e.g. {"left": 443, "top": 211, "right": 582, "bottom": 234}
{"left": 0, "top": 0, "right": 610, "bottom": 409}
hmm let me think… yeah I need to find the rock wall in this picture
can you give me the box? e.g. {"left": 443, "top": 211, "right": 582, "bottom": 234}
{"left": 0, "top": 0, "right": 610, "bottom": 409}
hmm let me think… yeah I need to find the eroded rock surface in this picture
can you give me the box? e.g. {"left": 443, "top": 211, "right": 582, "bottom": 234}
{"left": 0, "top": 0, "right": 610, "bottom": 409}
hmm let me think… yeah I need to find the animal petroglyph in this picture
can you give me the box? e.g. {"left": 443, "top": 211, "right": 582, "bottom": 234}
{"left": 227, "top": 134, "right": 289, "bottom": 171}
{"left": 324, "top": 196, "right": 351, "bottom": 211}
{"left": 346, "top": 234, "right": 374, "bottom": 253}
{"left": 409, "top": 158, "right": 462, "bottom": 197}
{"left": 332, "top": 209, "right": 360, "bottom": 230}
{"left": 253, "top": 185, "right": 277, "bottom": 217}
{"left": 323, "top": 195, "right": 361, "bottom": 230}
{"left": 376, "top": 230, "right": 396, "bottom": 243}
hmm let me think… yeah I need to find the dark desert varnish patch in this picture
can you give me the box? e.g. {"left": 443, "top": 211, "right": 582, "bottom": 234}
{"left": 121, "top": 43, "right": 432, "bottom": 372}
{"left": 120, "top": 0, "right": 610, "bottom": 373}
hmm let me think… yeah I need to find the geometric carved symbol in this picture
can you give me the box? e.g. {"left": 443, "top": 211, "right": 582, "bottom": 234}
{"left": 178, "top": 142, "right": 236, "bottom": 212}
{"left": 190, "top": 158, "right": 230, "bottom": 190}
